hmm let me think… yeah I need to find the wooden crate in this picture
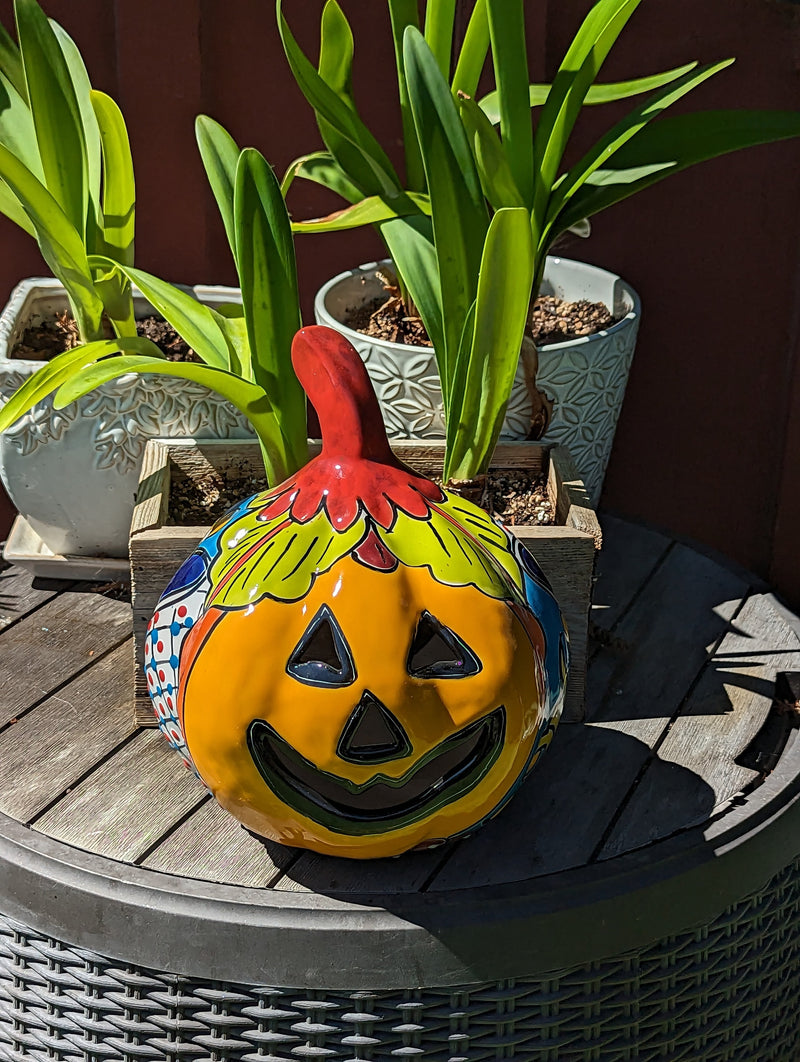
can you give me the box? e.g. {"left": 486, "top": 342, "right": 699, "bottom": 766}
{"left": 130, "top": 439, "right": 601, "bottom": 727}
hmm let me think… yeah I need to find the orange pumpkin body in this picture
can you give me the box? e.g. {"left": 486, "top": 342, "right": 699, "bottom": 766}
{"left": 146, "top": 326, "right": 568, "bottom": 858}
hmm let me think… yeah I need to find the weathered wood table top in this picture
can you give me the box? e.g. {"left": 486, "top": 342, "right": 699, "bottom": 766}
{"left": 1, "top": 513, "right": 799, "bottom": 903}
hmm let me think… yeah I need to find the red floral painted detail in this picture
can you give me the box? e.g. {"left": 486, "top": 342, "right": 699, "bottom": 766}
{"left": 257, "top": 326, "right": 444, "bottom": 532}
{"left": 353, "top": 527, "right": 400, "bottom": 571}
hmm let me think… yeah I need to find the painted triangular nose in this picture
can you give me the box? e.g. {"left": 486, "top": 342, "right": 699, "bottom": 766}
{"left": 337, "top": 690, "right": 412, "bottom": 765}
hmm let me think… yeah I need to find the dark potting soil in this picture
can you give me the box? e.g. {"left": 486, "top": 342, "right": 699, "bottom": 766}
{"left": 11, "top": 314, "right": 200, "bottom": 362}
{"left": 346, "top": 285, "right": 617, "bottom": 348}
{"left": 168, "top": 466, "right": 554, "bottom": 528}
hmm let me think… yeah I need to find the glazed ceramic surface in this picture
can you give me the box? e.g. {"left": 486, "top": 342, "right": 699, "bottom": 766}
{"left": 0, "top": 278, "right": 255, "bottom": 558}
{"left": 146, "top": 326, "right": 568, "bottom": 859}
{"left": 314, "top": 257, "right": 641, "bottom": 505}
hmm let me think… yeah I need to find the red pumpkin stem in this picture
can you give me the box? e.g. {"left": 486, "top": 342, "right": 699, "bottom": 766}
{"left": 291, "top": 326, "right": 396, "bottom": 464}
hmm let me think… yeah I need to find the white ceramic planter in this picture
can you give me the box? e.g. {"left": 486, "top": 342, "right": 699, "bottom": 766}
{"left": 0, "top": 278, "right": 255, "bottom": 562}
{"left": 314, "top": 256, "right": 641, "bottom": 504}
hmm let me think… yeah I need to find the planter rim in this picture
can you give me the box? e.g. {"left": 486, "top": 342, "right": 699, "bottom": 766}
{"left": 0, "top": 276, "right": 243, "bottom": 370}
{"left": 314, "top": 255, "right": 642, "bottom": 357}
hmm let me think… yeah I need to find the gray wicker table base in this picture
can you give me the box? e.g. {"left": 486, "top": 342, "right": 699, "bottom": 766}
{"left": 3, "top": 856, "right": 800, "bottom": 1062}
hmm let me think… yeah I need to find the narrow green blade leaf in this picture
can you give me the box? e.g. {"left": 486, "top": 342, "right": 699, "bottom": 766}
{"left": 50, "top": 19, "right": 101, "bottom": 249}
{"left": 91, "top": 90, "right": 134, "bottom": 265}
{"left": 388, "top": 0, "right": 424, "bottom": 191}
{"left": 380, "top": 213, "right": 444, "bottom": 360}
{"left": 319, "top": 0, "right": 355, "bottom": 105}
{"left": 486, "top": 0, "right": 533, "bottom": 205}
{"left": 404, "top": 25, "right": 489, "bottom": 391}
{"left": 54, "top": 356, "right": 291, "bottom": 485}
{"left": 0, "top": 176, "right": 35, "bottom": 235}
{"left": 282, "top": 150, "right": 363, "bottom": 203}
{"left": 195, "top": 114, "right": 240, "bottom": 261}
{"left": 234, "top": 147, "right": 307, "bottom": 473}
{"left": 424, "top": 0, "right": 456, "bottom": 79}
{"left": 16, "top": 0, "right": 88, "bottom": 233}
{"left": 532, "top": 0, "right": 643, "bottom": 234}
{"left": 277, "top": 0, "right": 401, "bottom": 197}
{"left": 90, "top": 257, "right": 232, "bottom": 370}
{"left": 479, "top": 63, "right": 698, "bottom": 123}
{"left": 544, "top": 59, "right": 733, "bottom": 244}
{"left": 452, "top": 0, "right": 489, "bottom": 98}
{"left": 291, "top": 190, "right": 429, "bottom": 232}
{"left": 446, "top": 208, "right": 534, "bottom": 481}
{"left": 458, "top": 94, "right": 525, "bottom": 209}
{"left": 209, "top": 301, "right": 247, "bottom": 379}
{"left": 0, "top": 139, "right": 103, "bottom": 338}
{"left": 0, "top": 18, "right": 26, "bottom": 102}
{"left": 0, "top": 336, "right": 161, "bottom": 431}
{"left": 557, "top": 109, "right": 800, "bottom": 234}
{"left": 0, "top": 67, "right": 41, "bottom": 177}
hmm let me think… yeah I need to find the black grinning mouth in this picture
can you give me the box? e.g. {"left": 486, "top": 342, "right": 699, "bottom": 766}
{"left": 246, "top": 706, "right": 506, "bottom": 836}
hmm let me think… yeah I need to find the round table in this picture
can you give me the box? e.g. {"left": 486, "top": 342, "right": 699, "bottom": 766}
{"left": 1, "top": 515, "right": 800, "bottom": 1061}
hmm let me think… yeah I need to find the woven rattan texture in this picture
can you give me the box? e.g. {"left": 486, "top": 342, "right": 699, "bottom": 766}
{"left": 2, "top": 858, "right": 800, "bottom": 1061}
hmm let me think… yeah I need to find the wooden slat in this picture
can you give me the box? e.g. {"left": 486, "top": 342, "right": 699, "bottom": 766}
{"left": 600, "top": 593, "right": 800, "bottom": 857}
{"left": 591, "top": 515, "right": 672, "bottom": 634}
{"left": 0, "top": 644, "right": 134, "bottom": 822}
{"left": 427, "top": 541, "right": 751, "bottom": 890}
{"left": 428, "top": 721, "right": 642, "bottom": 889}
{"left": 141, "top": 798, "right": 295, "bottom": 887}
{"left": 0, "top": 589, "right": 132, "bottom": 728}
{"left": 33, "top": 729, "right": 206, "bottom": 862}
{"left": 585, "top": 543, "right": 749, "bottom": 742}
{"left": 0, "top": 563, "right": 70, "bottom": 631}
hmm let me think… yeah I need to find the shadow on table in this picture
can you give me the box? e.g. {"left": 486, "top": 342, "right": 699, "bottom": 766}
{"left": 269, "top": 722, "right": 718, "bottom": 906}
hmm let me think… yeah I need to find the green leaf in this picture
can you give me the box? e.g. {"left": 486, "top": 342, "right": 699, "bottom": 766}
{"left": 15, "top": 0, "right": 88, "bottom": 234}
{"left": 277, "top": 0, "right": 401, "bottom": 197}
{"left": 478, "top": 63, "right": 698, "bottom": 123}
{"left": 543, "top": 59, "right": 733, "bottom": 249}
{"left": 282, "top": 150, "right": 363, "bottom": 203}
{"left": 404, "top": 25, "right": 488, "bottom": 400}
{"left": 457, "top": 94, "right": 525, "bottom": 209}
{"left": 388, "top": 0, "right": 424, "bottom": 190}
{"left": 195, "top": 115, "right": 240, "bottom": 261}
{"left": 0, "top": 67, "right": 41, "bottom": 177}
{"left": 445, "top": 208, "right": 534, "bottom": 481}
{"left": 424, "top": 0, "right": 456, "bottom": 79}
{"left": 0, "top": 18, "right": 26, "bottom": 103}
{"left": 234, "top": 147, "right": 306, "bottom": 475}
{"left": 451, "top": 0, "right": 489, "bottom": 98}
{"left": 0, "top": 336, "right": 162, "bottom": 431}
{"left": 318, "top": 0, "right": 355, "bottom": 105}
{"left": 557, "top": 109, "right": 800, "bottom": 233}
{"left": 91, "top": 91, "right": 134, "bottom": 266}
{"left": 0, "top": 139, "right": 103, "bottom": 339}
{"left": 532, "top": 0, "right": 643, "bottom": 237}
{"left": 486, "top": 0, "right": 533, "bottom": 205}
{"left": 380, "top": 213, "right": 443, "bottom": 356}
{"left": 50, "top": 19, "right": 101, "bottom": 249}
{"left": 53, "top": 356, "right": 291, "bottom": 485}
{"left": 209, "top": 301, "right": 247, "bottom": 379}
{"left": 290, "top": 190, "right": 429, "bottom": 232}
{"left": 90, "top": 258, "right": 232, "bottom": 370}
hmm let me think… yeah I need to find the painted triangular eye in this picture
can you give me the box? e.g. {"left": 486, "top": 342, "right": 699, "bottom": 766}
{"left": 287, "top": 605, "right": 356, "bottom": 687}
{"left": 406, "top": 611, "right": 482, "bottom": 679}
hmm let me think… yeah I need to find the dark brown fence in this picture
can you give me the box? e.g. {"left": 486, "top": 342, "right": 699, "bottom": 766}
{"left": 0, "top": 0, "right": 799, "bottom": 608}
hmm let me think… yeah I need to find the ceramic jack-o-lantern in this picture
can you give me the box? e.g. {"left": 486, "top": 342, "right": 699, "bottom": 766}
{"left": 145, "top": 325, "right": 568, "bottom": 859}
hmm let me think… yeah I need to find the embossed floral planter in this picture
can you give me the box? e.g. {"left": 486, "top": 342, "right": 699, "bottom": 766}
{"left": 0, "top": 277, "right": 255, "bottom": 566}
{"left": 314, "top": 256, "right": 641, "bottom": 505}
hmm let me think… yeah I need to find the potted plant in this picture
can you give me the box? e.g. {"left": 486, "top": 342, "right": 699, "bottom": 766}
{"left": 0, "top": 0, "right": 310, "bottom": 569}
{"left": 279, "top": 0, "right": 800, "bottom": 501}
